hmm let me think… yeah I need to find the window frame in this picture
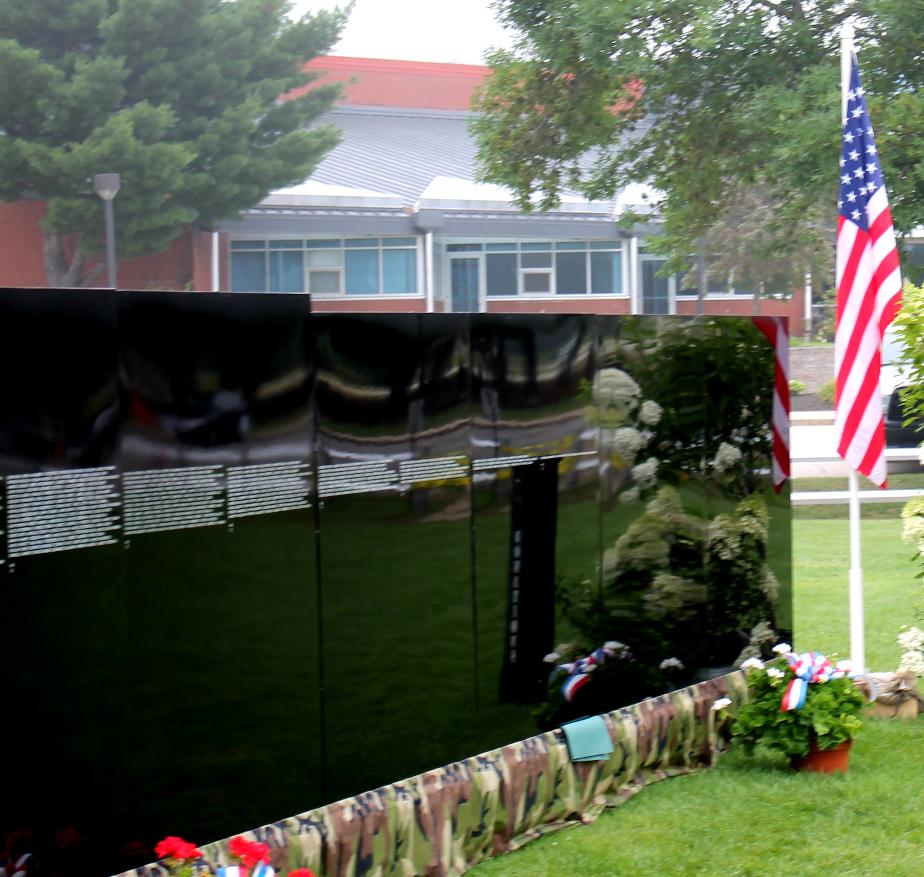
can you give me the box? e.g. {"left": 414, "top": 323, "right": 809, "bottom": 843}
{"left": 444, "top": 238, "right": 627, "bottom": 301}
{"left": 228, "top": 236, "right": 423, "bottom": 297}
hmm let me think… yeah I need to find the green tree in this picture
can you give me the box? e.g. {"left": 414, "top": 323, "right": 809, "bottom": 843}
{"left": 474, "top": 0, "right": 924, "bottom": 271}
{"left": 894, "top": 281, "right": 924, "bottom": 425}
{"left": 0, "top": 0, "right": 349, "bottom": 287}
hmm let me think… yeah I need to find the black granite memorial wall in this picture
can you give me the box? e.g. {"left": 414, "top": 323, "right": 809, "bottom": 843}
{"left": 0, "top": 291, "right": 791, "bottom": 876}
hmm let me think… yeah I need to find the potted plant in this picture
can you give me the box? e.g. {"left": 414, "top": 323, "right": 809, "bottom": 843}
{"left": 728, "top": 645, "right": 867, "bottom": 771}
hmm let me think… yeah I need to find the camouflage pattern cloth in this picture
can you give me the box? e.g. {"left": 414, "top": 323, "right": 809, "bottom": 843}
{"left": 115, "top": 673, "right": 747, "bottom": 877}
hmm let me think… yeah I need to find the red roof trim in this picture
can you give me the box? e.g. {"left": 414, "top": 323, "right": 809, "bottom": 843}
{"left": 306, "top": 55, "right": 489, "bottom": 78}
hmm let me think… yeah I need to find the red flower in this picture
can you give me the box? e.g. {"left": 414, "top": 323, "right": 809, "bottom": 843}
{"left": 228, "top": 836, "right": 270, "bottom": 868}
{"left": 155, "top": 836, "right": 202, "bottom": 862}
{"left": 288, "top": 870, "right": 315, "bottom": 877}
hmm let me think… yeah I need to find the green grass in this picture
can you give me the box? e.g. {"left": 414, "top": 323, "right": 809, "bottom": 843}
{"left": 467, "top": 510, "right": 924, "bottom": 877}
{"left": 470, "top": 721, "right": 924, "bottom": 877}
{"left": 793, "top": 518, "right": 922, "bottom": 670}
{"left": 793, "top": 472, "right": 924, "bottom": 520}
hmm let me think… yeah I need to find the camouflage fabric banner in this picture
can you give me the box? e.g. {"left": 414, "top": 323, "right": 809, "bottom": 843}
{"left": 115, "top": 673, "right": 747, "bottom": 877}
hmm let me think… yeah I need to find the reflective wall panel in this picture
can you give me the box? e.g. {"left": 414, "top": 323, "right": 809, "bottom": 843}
{"left": 314, "top": 314, "right": 476, "bottom": 801}
{"left": 0, "top": 294, "right": 791, "bottom": 875}
{"left": 117, "top": 293, "right": 321, "bottom": 851}
{"left": 469, "top": 315, "right": 600, "bottom": 741}
{"left": 0, "top": 291, "right": 124, "bottom": 877}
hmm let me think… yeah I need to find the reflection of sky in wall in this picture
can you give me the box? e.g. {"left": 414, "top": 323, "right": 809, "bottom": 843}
{"left": 293, "top": 0, "right": 516, "bottom": 64}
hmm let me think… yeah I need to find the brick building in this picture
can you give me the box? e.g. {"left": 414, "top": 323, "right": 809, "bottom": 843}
{"left": 0, "top": 56, "right": 835, "bottom": 332}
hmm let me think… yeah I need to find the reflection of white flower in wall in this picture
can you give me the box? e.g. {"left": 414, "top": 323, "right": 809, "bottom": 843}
{"left": 711, "top": 441, "right": 742, "bottom": 473}
{"left": 593, "top": 367, "right": 641, "bottom": 408}
{"left": 631, "top": 457, "right": 659, "bottom": 489}
{"left": 638, "top": 400, "right": 662, "bottom": 426}
{"left": 609, "top": 426, "right": 645, "bottom": 460}
{"left": 620, "top": 485, "right": 640, "bottom": 504}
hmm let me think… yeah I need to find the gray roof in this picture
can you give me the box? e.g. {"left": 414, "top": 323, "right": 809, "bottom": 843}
{"left": 310, "top": 106, "right": 479, "bottom": 204}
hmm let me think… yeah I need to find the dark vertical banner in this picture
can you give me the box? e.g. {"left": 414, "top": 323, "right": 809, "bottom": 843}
{"left": 499, "top": 458, "right": 559, "bottom": 702}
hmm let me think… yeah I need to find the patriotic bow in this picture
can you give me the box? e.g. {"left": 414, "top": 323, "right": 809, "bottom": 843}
{"left": 779, "top": 652, "right": 846, "bottom": 711}
{"left": 559, "top": 642, "right": 629, "bottom": 702}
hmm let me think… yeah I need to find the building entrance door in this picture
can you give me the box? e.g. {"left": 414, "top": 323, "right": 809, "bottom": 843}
{"left": 450, "top": 257, "right": 481, "bottom": 312}
{"left": 639, "top": 255, "right": 673, "bottom": 314}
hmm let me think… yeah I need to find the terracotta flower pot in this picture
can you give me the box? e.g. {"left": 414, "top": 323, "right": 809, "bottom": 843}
{"left": 792, "top": 738, "right": 852, "bottom": 773}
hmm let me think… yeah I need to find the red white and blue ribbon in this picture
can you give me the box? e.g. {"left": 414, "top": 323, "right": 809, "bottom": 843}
{"left": 780, "top": 651, "right": 843, "bottom": 711}
{"left": 559, "top": 643, "right": 628, "bottom": 702}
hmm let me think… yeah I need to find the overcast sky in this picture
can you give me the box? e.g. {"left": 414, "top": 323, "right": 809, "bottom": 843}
{"left": 292, "top": 0, "right": 516, "bottom": 64}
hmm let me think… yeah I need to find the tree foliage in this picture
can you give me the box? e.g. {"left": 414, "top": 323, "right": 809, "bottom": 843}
{"left": 0, "top": 0, "right": 349, "bottom": 286}
{"left": 474, "top": 0, "right": 924, "bottom": 278}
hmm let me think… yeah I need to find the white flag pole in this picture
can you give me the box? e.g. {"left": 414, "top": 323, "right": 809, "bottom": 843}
{"left": 840, "top": 20, "right": 866, "bottom": 675}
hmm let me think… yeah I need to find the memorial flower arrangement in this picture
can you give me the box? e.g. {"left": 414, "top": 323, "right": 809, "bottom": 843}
{"left": 154, "top": 835, "right": 314, "bottom": 877}
{"left": 728, "top": 646, "right": 866, "bottom": 761}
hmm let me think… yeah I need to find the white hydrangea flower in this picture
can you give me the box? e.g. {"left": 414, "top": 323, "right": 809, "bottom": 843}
{"left": 711, "top": 697, "right": 732, "bottom": 711}
{"left": 638, "top": 400, "right": 663, "bottom": 426}
{"left": 898, "top": 650, "right": 924, "bottom": 676}
{"left": 772, "top": 643, "right": 792, "bottom": 655}
{"left": 711, "top": 441, "right": 742, "bottom": 473}
{"left": 604, "top": 640, "right": 626, "bottom": 651}
{"left": 767, "top": 667, "right": 785, "bottom": 679}
{"left": 608, "top": 426, "right": 646, "bottom": 461}
{"left": 898, "top": 626, "right": 924, "bottom": 651}
{"left": 659, "top": 657, "right": 684, "bottom": 670}
{"left": 631, "top": 457, "right": 659, "bottom": 489}
{"left": 543, "top": 652, "right": 561, "bottom": 664}
{"left": 619, "top": 486, "right": 641, "bottom": 504}
{"left": 740, "top": 657, "right": 764, "bottom": 671}
{"left": 593, "top": 368, "right": 641, "bottom": 407}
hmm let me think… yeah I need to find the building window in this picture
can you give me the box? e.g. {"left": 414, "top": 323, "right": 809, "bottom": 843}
{"left": 229, "top": 237, "right": 419, "bottom": 295}
{"left": 450, "top": 240, "right": 623, "bottom": 297}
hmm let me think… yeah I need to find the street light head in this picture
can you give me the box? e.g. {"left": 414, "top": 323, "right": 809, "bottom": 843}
{"left": 93, "top": 173, "right": 121, "bottom": 201}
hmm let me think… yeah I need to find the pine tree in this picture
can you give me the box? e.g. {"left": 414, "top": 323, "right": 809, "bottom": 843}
{"left": 0, "top": 0, "right": 349, "bottom": 286}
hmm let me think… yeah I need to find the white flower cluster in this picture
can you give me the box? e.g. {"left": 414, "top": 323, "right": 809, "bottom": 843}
{"left": 619, "top": 486, "right": 640, "bottom": 504}
{"left": 740, "top": 657, "right": 764, "bottom": 670}
{"left": 607, "top": 426, "right": 646, "bottom": 460}
{"left": 594, "top": 368, "right": 641, "bottom": 408}
{"left": 631, "top": 457, "right": 659, "bottom": 490}
{"left": 711, "top": 697, "right": 732, "bottom": 711}
{"left": 659, "top": 657, "right": 684, "bottom": 671}
{"left": 897, "top": 626, "right": 924, "bottom": 677}
{"left": 772, "top": 642, "right": 792, "bottom": 655}
{"left": 900, "top": 496, "right": 924, "bottom": 556}
{"left": 710, "top": 441, "right": 742, "bottom": 474}
{"left": 638, "top": 400, "right": 663, "bottom": 426}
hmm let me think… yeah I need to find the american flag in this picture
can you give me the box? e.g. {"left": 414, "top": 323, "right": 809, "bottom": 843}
{"left": 752, "top": 317, "right": 790, "bottom": 491}
{"left": 835, "top": 54, "right": 902, "bottom": 487}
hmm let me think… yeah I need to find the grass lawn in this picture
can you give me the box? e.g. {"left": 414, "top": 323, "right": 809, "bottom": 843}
{"left": 470, "top": 720, "right": 924, "bottom": 877}
{"left": 467, "top": 505, "right": 924, "bottom": 877}
{"left": 794, "top": 518, "right": 922, "bottom": 670}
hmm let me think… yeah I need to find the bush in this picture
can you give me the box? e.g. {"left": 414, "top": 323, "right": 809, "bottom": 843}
{"left": 819, "top": 379, "right": 836, "bottom": 405}
{"left": 789, "top": 379, "right": 806, "bottom": 395}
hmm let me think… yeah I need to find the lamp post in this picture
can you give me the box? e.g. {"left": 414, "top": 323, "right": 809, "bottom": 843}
{"left": 93, "top": 173, "right": 121, "bottom": 288}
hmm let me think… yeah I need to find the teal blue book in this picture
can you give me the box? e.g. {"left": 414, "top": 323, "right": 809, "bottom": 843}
{"left": 561, "top": 715, "right": 614, "bottom": 762}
